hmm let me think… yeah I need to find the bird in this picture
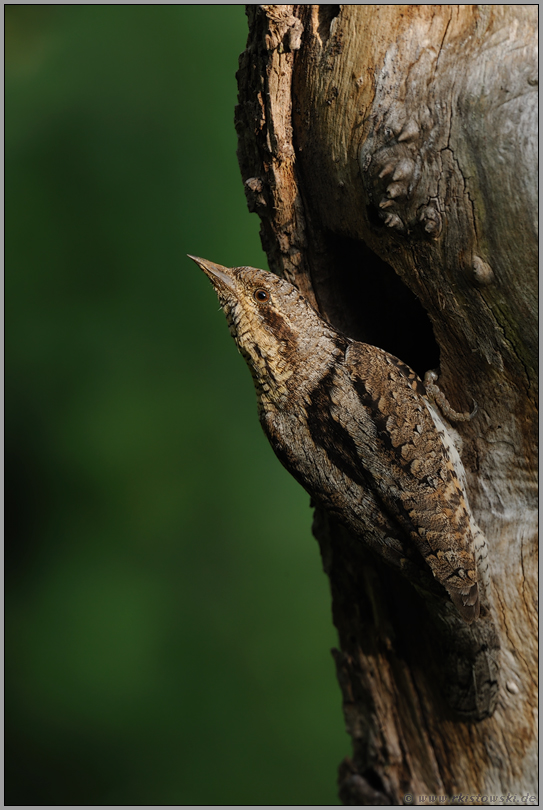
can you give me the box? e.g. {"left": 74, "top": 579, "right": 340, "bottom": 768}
{"left": 189, "top": 255, "right": 482, "bottom": 623}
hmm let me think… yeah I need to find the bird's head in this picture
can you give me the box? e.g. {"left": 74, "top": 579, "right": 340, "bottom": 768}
{"left": 189, "top": 256, "right": 344, "bottom": 406}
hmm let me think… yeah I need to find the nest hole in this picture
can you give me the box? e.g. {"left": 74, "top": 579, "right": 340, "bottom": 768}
{"left": 312, "top": 234, "right": 440, "bottom": 379}
{"left": 317, "top": 5, "right": 341, "bottom": 42}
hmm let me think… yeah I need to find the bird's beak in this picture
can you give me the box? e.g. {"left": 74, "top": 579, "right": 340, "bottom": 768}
{"left": 188, "top": 255, "right": 236, "bottom": 291}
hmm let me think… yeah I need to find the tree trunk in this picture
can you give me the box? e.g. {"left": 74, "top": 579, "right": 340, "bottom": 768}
{"left": 236, "top": 5, "right": 537, "bottom": 805}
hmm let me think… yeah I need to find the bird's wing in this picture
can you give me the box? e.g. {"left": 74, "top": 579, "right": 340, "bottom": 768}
{"left": 339, "top": 342, "right": 479, "bottom": 621}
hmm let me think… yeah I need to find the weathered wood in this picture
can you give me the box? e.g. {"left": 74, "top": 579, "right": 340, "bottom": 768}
{"left": 236, "top": 5, "right": 537, "bottom": 804}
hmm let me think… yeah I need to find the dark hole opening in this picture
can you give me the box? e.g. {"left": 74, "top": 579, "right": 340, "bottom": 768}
{"left": 362, "top": 767, "right": 386, "bottom": 794}
{"left": 312, "top": 234, "right": 440, "bottom": 379}
{"left": 317, "top": 5, "right": 341, "bottom": 42}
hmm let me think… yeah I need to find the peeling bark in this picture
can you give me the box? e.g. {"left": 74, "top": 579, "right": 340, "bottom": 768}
{"left": 236, "top": 5, "right": 537, "bottom": 804}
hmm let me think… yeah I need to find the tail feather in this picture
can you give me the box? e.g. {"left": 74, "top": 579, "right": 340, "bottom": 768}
{"left": 449, "top": 583, "right": 480, "bottom": 623}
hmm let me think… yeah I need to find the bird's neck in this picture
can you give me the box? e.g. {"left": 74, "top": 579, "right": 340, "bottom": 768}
{"left": 255, "top": 330, "right": 349, "bottom": 413}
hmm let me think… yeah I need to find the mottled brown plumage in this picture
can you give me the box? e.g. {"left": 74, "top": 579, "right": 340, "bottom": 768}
{"left": 190, "top": 255, "right": 482, "bottom": 622}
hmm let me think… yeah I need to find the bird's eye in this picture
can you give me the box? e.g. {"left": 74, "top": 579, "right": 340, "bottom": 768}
{"left": 254, "top": 288, "right": 270, "bottom": 303}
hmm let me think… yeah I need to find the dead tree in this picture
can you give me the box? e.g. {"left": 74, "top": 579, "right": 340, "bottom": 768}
{"left": 235, "top": 5, "right": 537, "bottom": 805}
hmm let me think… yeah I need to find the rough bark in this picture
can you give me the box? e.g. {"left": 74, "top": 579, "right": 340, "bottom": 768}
{"left": 235, "top": 5, "right": 537, "bottom": 805}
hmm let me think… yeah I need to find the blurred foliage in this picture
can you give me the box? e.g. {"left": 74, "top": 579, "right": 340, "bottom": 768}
{"left": 5, "top": 5, "right": 346, "bottom": 805}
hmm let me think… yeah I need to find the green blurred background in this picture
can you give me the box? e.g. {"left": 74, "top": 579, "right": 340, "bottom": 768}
{"left": 5, "top": 5, "right": 346, "bottom": 805}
